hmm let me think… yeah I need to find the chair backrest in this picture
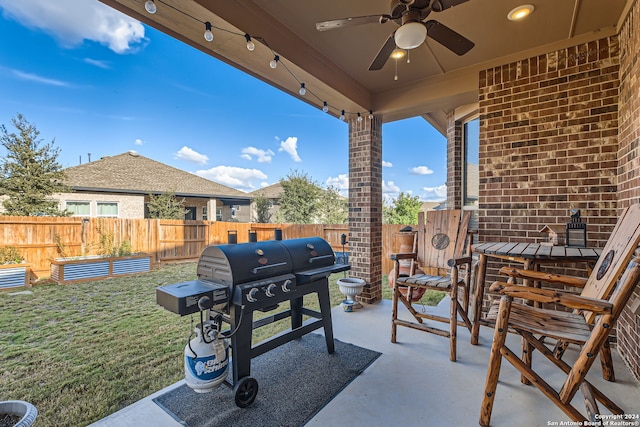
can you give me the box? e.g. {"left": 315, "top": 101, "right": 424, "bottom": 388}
{"left": 416, "top": 210, "right": 471, "bottom": 272}
{"left": 395, "top": 230, "right": 418, "bottom": 273}
{"left": 581, "top": 203, "right": 640, "bottom": 323}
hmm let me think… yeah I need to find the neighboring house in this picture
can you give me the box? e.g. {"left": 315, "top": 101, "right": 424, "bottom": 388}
{"left": 56, "top": 151, "right": 251, "bottom": 221}
{"left": 421, "top": 201, "right": 444, "bottom": 211}
{"left": 249, "top": 182, "right": 283, "bottom": 221}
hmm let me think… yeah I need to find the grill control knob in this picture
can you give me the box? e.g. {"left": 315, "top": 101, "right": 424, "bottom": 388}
{"left": 266, "top": 283, "right": 277, "bottom": 297}
{"left": 281, "top": 279, "right": 292, "bottom": 292}
{"left": 247, "top": 288, "right": 260, "bottom": 303}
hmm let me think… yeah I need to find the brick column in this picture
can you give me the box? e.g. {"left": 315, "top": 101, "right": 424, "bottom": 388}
{"left": 348, "top": 115, "right": 383, "bottom": 303}
{"left": 446, "top": 112, "right": 463, "bottom": 210}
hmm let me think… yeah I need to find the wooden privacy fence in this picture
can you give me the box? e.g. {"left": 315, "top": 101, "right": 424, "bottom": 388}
{"left": 0, "top": 216, "right": 413, "bottom": 281}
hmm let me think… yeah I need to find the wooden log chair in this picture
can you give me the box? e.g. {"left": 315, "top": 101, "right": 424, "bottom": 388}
{"left": 479, "top": 203, "right": 640, "bottom": 426}
{"left": 497, "top": 267, "right": 617, "bottom": 383}
{"left": 390, "top": 209, "right": 473, "bottom": 362}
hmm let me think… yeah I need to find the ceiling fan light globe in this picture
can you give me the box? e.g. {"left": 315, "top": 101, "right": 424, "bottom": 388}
{"left": 394, "top": 22, "right": 427, "bottom": 50}
{"left": 144, "top": 0, "right": 157, "bottom": 14}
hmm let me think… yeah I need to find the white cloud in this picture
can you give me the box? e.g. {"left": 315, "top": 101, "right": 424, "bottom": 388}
{"left": 410, "top": 166, "right": 434, "bottom": 175}
{"left": 134, "top": 138, "right": 144, "bottom": 146}
{"left": 84, "top": 58, "right": 110, "bottom": 69}
{"left": 382, "top": 160, "right": 393, "bottom": 167}
{"left": 175, "top": 146, "right": 208, "bottom": 165}
{"left": 325, "top": 174, "right": 349, "bottom": 196}
{"left": 383, "top": 180, "right": 401, "bottom": 194}
{"left": 195, "top": 166, "right": 268, "bottom": 191}
{"left": 242, "top": 146, "right": 274, "bottom": 163}
{"left": 11, "top": 69, "right": 70, "bottom": 86}
{"left": 382, "top": 181, "right": 400, "bottom": 205}
{"left": 278, "top": 136, "right": 301, "bottom": 162}
{"left": 0, "top": 0, "right": 145, "bottom": 54}
{"left": 421, "top": 184, "right": 447, "bottom": 201}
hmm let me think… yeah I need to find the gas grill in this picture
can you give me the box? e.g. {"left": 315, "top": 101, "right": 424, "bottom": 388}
{"left": 157, "top": 236, "right": 350, "bottom": 407}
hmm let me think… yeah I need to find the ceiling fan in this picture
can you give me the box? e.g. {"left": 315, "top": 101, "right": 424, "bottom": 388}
{"left": 316, "top": 0, "right": 475, "bottom": 71}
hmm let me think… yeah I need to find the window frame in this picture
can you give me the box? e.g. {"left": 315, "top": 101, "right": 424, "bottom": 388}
{"left": 462, "top": 115, "right": 480, "bottom": 229}
{"left": 65, "top": 201, "right": 91, "bottom": 216}
{"left": 96, "top": 201, "right": 119, "bottom": 218}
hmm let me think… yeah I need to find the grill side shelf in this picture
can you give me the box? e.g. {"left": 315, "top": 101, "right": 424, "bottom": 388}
{"left": 295, "top": 263, "right": 350, "bottom": 283}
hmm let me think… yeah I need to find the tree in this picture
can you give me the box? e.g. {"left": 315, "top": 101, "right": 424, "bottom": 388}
{"left": 316, "top": 186, "right": 347, "bottom": 224}
{"left": 0, "top": 114, "right": 69, "bottom": 216}
{"left": 276, "top": 170, "right": 322, "bottom": 223}
{"left": 146, "top": 192, "right": 187, "bottom": 219}
{"left": 253, "top": 193, "right": 272, "bottom": 223}
{"left": 383, "top": 192, "right": 422, "bottom": 224}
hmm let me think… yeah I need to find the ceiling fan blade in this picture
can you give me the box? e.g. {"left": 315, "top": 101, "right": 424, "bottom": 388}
{"left": 425, "top": 20, "right": 474, "bottom": 55}
{"left": 430, "top": 0, "right": 470, "bottom": 12}
{"left": 316, "top": 15, "right": 389, "bottom": 31}
{"left": 369, "top": 34, "right": 397, "bottom": 71}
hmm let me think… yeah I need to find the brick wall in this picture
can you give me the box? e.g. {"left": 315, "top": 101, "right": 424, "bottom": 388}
{"left": 616, "top": 0, "right": 640, "bottom": 381}
{"left": 477, "top": 35, "right": 621, "bottom": 296}
{"left": 473, "top": 11, "right": 640, "bottom": 381}
{"left": 447, "top": 112, "right": 463, "bottom": 210}
{"left": 478, "top": 36, "right": 620, "bottom": 250}
{"left": 348, "top": 115, "right": 383, "bottom": 303}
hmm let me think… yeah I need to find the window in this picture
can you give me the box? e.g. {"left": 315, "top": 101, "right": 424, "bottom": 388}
{"left": 184, "top": 207, "right": 196, "bottom": 220}
{"left": 463, "top": 117, "right": 479, "bottom": 229}
{"left": 66, "top": 201, "right": 90, "bottom": 216}
{"left": 97, "top": 202, "right": 118, "bottom": 217}
{"left": 216, "top": 208, "right": 223, "bottom": 221}
{"left": 202, "top": 206, "right": 208, "bottom": 221}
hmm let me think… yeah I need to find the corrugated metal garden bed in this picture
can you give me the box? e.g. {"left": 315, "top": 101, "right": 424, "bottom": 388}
{"left": 50, "top": 254, "right": 152, "bottom": 285}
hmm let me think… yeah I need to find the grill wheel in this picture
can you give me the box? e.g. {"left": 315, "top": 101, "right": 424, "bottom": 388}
{"left": 234, "top": 376, "right": 259, "bottom": 408}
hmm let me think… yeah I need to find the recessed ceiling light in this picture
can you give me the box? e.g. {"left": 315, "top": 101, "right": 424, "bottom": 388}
{"left": 507, "top": 4, "right": 535, "bottom": 21}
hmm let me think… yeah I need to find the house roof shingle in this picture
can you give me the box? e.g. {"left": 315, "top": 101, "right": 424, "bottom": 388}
{"left": 250, "top": 183, "right": 283, "bottom": 199}
{"left": 63, "top": 151, "right": 250, "bottom": 201}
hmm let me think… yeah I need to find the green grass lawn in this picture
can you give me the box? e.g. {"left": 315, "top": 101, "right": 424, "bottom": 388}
{"left": 1, "top": 263, "right": 443, "bottom": 427}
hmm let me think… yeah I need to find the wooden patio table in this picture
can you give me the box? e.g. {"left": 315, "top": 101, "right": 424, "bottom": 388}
{"left": 470, "top": 241, "right": 601, "bottom": 345}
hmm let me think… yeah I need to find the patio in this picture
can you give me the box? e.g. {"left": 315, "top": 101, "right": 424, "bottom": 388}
{"left": 91, "top": 298, "right": 640, "bottom": 427}
{"left": 96, "top": 0, "right": 640, "bottom": 384}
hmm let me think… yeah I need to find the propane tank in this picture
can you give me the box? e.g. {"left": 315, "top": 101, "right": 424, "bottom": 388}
{"left": 184, "top": 320, "right": 229, "bottom": 393}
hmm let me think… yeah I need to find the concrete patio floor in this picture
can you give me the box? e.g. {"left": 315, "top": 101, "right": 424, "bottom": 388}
{"left": 91, "top": 298, "right": 640, "bottom": 427}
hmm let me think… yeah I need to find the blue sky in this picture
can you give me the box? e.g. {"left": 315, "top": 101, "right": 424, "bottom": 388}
{"left": 0, "top": 0, "right": 448, "bottom": 202}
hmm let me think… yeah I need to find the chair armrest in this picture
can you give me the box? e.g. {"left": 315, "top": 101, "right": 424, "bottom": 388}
{"left": 448, "top": 256, "right": 472, "bottom": 267}
{"left": 390, "top": 252, "right": 417, "bottom": 261}
{"left": 489, "top": 282, "right": 613, "bottom": 314}
{"left": 498, "top": 267, "right": 588, "bottom": 288}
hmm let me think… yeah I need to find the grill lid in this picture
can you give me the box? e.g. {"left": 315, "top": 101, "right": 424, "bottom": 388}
{"left": 197, "top": 240, "right": 292, "bottom": 286}
{"left": 196, "top": 237, "right": 349, "bottom": 286}
{"left": 279, "top": 237, "right": 349, "bottom": 282}
{"left": 278, "top": 237, "right": 336, "bottom": 272}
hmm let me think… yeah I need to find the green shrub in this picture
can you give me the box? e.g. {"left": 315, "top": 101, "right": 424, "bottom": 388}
{"left": 118, "top": 240, "right": 132, "bottom": 257}
{"left": 0, "top": 246, "right": 24, "bottom": 264}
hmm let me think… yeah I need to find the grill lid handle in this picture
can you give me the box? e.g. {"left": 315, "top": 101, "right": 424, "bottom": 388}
{"left": 308, "top": 254, "right": 334, "bottom": 263}
{"left": 251, "top": 261, "right": 288, "bottom": 274}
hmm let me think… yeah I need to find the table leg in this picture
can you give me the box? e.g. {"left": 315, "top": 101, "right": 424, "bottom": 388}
{"left": 471, "top": 253, "right": 487, "bottom": 345}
